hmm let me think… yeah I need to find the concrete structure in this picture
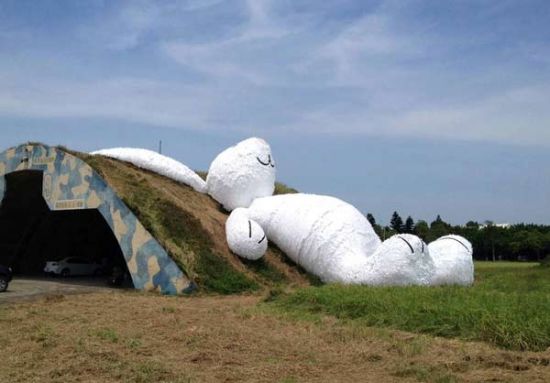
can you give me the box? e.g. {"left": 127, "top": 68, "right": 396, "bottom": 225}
{"left": 0, "top": 143, "right": 191, "bottom": 295}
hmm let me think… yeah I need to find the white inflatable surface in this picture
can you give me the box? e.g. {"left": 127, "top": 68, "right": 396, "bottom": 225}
{"left": 369, "top": 234, "right": 434, "bottom": 286}
{"left": 206, "top": 138, "right": 275, "bottom": 211}
{"left": 225, "top": 208, "right": 268, "bottom": 260}
{"left": 90, "top": 138, "right": 474, "bottom": 287}
{"left": 91, "top": 148, "right": 207, "bottom": 193}
{"left": 225, "top": 194, "right": 443, "bottom": 286}
{"left": 229, "top": 193, "right": 382, "bottom": 283}
{"left": 428, "top": 235, "right": 474, "bottom": 286}
{"left": 214, "top": 138, "right": 474, "bottom": 287}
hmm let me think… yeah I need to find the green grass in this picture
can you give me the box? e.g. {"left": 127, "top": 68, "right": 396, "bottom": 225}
{"left": 132, "top": 194, "right": 259, "bottom": 295}
{"left": 240, "top": 258, "right": 288, "bottom": 284}
{"left": 392, "top": 363, "right": 459, "bottom": 383}
{"left": 264, "top": 262, "right": 550, "bottom": 351}
{"left": 85, "top": 161, "right": 260, "bottom": 295}
{"left": 474, "top": 261, "right": 538, "bottom": 269}
{"left": 94, "top": 328, "right": 119, "bottom": 343}
{"left": 274, "top": 182, "right": 298, "bottom": 195}
{"left": 195, "top": 249, "right": 260, "bottom": 294}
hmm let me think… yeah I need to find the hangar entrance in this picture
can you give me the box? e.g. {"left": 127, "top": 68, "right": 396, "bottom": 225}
{"left": 0, "top": 170, "right": 132, "bottom": 287}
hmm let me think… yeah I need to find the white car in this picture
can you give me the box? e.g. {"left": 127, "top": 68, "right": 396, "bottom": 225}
{"left": 44, "top": 257, "right": 103, "bottom": 277}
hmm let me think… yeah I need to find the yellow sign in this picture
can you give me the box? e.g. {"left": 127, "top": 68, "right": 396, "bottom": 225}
{"left": 54, "top": 199, "right": 85, "bottom": 210}
{"left": 32, "top": 156, "right": 55, "bottom": 165}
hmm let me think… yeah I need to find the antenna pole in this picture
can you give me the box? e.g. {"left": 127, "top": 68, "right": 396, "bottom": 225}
{"left": 158, "top": 140, "right": 162, "bottom": 154}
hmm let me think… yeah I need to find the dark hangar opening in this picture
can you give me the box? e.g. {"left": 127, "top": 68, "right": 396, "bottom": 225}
{"left": 0, "top": 170, "right": 131, "bottom": 286}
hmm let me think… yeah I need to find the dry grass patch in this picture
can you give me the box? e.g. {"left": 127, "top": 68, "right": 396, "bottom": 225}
{"left": 0, "top": 291, "right": 549, "bottom": 382}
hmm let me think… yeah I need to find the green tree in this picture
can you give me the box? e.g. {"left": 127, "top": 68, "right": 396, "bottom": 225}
{"left": 429, "top": 215, "right": 451, "bottom": 242}
{"left": 544, "top": 232, "right": 550, "bottom": 259}
{"left": 484, "top": 221, "right": 496, "bottom": 261}
{"left": 525, "top": 231, "right": 544, "bottom": 260}
{"left": 431, "top": 215, "right": 449, "bottom": 228}
{"left": 366, "top": 213, "right": 376, "bottom": 227}
{"left": 382, "top": 226, "right": 396, "bottom": 240}
{"left": 465, "top": 221, "right": 479, "bottom": 229}
{"left": 390, "top": 211, "right": 404, "bottom": 233}
{"left": 366, "top": 213, "right": 383, "bottom": 238}
{"left": 413, "top": 220, "right": 430, "bottom": 241}
{"left": 404, "top": 216, "right": 415, "bottom": 233}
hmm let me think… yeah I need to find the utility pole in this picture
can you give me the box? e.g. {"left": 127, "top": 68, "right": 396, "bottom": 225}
{"left": 158, "top": 140, "right": 162, "bottom": 154}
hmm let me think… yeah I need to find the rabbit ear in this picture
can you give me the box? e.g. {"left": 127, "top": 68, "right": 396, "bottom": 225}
{"left": 225, "top": 209, "right": 267, "bottom": 260}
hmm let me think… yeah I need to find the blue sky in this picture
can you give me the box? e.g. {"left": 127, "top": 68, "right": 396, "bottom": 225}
{"left": 1, "top": 0, "right": 549, "bottom": 224}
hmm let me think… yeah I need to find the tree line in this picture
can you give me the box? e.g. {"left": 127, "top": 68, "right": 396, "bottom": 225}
{"left": 366, "top": 211, "right": 550, "bottom": 262}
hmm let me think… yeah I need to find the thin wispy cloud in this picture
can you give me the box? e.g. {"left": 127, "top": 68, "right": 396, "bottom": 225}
{"left": 1, "top": 0, "right": 549, "bottom": 224}
{"left": 0, "top": 76, "right": 240, "bottom": 130}
{"left": 0, "top": 0, "right": 549, "bottom": 147}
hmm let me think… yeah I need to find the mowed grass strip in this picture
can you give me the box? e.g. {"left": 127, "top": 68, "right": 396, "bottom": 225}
{"left": 265, "top": 262, "right": 550, "bottom": 351}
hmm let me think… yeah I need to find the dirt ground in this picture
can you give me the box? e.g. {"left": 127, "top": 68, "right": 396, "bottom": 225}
{"left": 0, "top": 277, "right": 113, "bottom": 303}
{"left": 0, "top": 291, "right": 549, "bottom": 383}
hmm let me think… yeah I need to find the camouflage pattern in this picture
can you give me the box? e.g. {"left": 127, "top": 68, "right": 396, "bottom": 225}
{"left": 0, "top": 143, "right": 191, "bottom": 295}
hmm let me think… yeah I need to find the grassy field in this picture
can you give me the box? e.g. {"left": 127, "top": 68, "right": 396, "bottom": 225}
{"left": 2, "top": 291, "right": 550, "bottom": 383}
{"left": 1, "top": 262, "right": 549, "bottom": 382}
{"left": 264, "top": 262, "right": 550, "bottom": 351}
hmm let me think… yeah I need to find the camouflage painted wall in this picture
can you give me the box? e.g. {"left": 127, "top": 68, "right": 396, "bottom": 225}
{"left": 0, "top": 143, "right": 191, "bottom": 295}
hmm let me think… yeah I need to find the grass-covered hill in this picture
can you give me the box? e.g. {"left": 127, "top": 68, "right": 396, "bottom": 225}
{"left": 76, "top": 151, "right": 310, "bottom": 294}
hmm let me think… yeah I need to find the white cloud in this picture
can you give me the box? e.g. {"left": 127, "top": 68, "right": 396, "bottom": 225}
{"left": 89, "top": 0, "right": 161, "bottom": 50}
{"left": 241, "top": 0, "right": 291, "bottom": 41}
{"left": 318, "top": 13, "right": 423, "bottom": 82}
{"left": 162, "top": 40, "right": 272, "bottom": 85}
{"left": 161, "top": 0, "right": 302, "bottom": 85}
{"left": 391, "top": 85, "right": 550, "bottom": 145}
{"left": 0, "top": 0, "right": 549, "bottom": 147}
{"left": 0, "top": 77, "right": 216, "bottom": 129}
{"left": 279, "top": 83, "right": 550, "bottom": 147}
{"left": 181, "top": 0, "right": 224, "bottom": 12}
{"left": 79, "top": 0, "right": 225, "bottom": 51}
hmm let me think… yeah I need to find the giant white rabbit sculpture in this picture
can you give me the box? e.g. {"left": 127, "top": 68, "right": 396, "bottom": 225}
{"left": 93, "top": 137, "right": 474, "bottom": 286}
